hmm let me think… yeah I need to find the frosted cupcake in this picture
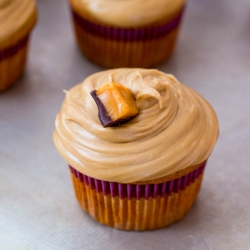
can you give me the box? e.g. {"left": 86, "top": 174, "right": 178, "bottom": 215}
{"left": 53, "top": 68, "right": 219, "bottom": 231}
{"left": 0, "top": 0, "right": 37, "bottom": 92}
{"left": 68, "top": 0, "right": 186, "bottom": 68}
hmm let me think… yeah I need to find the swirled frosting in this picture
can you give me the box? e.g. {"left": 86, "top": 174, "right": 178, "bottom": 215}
{"left": 54, "top": 69, "right": 218, "bottom": 183}
{"left": 70, "top": 0, "right": 185, "bottom": 27}
{"left": 0, "top": 0, "right": 36, "bottom": 48}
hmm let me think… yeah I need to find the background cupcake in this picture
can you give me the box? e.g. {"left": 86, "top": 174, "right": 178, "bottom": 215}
{"left": 0, "top": 0, "right": 37, "bottom": 92}
{"left": 68, "top": 0, "right": 186, "bottom": 68}
{"left": 53, "top": 68, "right": 219, "bottom": 231}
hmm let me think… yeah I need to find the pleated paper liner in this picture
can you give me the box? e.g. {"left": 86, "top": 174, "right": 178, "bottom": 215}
{"left": 0, "top": 35, "right": 30, "bottom": 92}
{"left": 70, "top": 6, "right": 185, "bottom": 68}
{"left": 69, "top": 161, "right": 206, "bottom": 231}
{"left": 0, "top": 5, "right": 37, "bottom": 92}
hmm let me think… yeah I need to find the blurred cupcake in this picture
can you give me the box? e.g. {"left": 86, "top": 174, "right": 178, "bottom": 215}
{"left": 68, "top": 0, "right": 186, "bottom": 68}
{"left": 0, "top": 0, "right": 37, "bottom": 92}
{"left": 53, "top": 68, "right": 219, "bottom": 230}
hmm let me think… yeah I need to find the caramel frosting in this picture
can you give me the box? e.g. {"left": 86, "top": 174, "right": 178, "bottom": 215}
{"left": 70, "top": 0, "right": 185, "bottom": 27}
{"left": 0, "top": 0, "right": 37, "bottom": 48}
{"left": 54, "top": 69, "right": 219, "bottom": 183}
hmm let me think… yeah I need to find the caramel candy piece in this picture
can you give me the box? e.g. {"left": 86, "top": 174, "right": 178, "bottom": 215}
{"left": 91, "top": 82, "right": 139, "bottom": 127}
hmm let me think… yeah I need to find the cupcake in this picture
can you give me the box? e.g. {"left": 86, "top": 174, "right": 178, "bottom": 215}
{"left": 53, "top": 68, "right": 219, "bottom": 231}
{"left": 68, "top": 0, "right": 186, "bottom": 68}
{"left": 0, "top": 0, "right": 37, "bottom": 92}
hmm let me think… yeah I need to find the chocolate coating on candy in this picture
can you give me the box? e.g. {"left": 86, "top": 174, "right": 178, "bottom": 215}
{"left": 90, "top": 90, "right": 113, "bottom": 127}
{"left": 90, "top": 82, "right": 139, "bottom": 127}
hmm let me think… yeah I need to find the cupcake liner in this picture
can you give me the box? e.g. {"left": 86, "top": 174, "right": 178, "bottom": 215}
{"left": 69, "top": 161, "right": 206, "bottom": 230}
{"left": 71, "top": 9, "right": 184, "bottom": 42}
{"left": 0, "top": 35, "right": 29, "bottom": 61}
{"left": 70, "top": 7, "right": 185, "bottom": 68}
{"left": 0, "top": 35, "right": 30, "bottom": 92}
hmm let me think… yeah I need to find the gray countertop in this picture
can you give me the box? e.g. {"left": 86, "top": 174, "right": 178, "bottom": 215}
{"left": 1, "top": 0, "right": 250, "bottom": 249}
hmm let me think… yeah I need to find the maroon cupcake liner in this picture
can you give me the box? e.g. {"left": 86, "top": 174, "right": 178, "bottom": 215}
{"left": 0, "top": 35, "right": 29, "bottom": 62}
{"left": 69, "top": 161, "right": 206, "bottom": 200}
{"left": 69, "top": 161, "right": 206, "bottom": 230}
{"left": 70, "top": 5, "right": 185, "bottom": 67}
{"left": 71, "top": 8, "right": 185, "bottom": 42}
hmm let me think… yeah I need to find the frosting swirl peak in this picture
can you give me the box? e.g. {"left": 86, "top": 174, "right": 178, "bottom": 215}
{"left": 54, "top": 69, "right": 219, "bottom": 183}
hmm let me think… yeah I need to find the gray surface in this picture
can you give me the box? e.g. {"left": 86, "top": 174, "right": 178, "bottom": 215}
{"left": 1, "top": 0, "right": 250, "bottom": 249}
